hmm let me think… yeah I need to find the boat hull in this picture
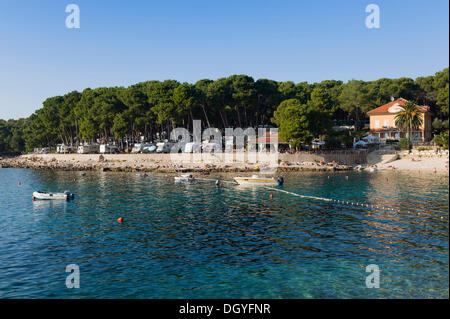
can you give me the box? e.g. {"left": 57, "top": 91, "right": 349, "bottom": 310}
{"left": 233, "top": 177, "right": 278, "bottom": 186}
{"left": 33, "top": 191, "right": 74, "bottom": 200}
{"left": 174, "top": 174, "right": 195, "bottom": 182}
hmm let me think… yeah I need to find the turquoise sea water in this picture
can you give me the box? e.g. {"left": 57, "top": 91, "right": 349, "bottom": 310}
{"left": 0, "top": 168, "right": 448, "bottom": 298}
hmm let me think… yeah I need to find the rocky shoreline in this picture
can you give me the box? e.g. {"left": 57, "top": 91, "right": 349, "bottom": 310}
{"left": 0, "top": 154, "right": 352, "bottom": 173}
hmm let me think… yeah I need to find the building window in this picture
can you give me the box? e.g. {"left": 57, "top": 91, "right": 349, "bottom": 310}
{"left": 375, "top": 120, "right": 380, "bottom": 128}
{"left": 384, "top": 119, "right": 389, "bottom": 127}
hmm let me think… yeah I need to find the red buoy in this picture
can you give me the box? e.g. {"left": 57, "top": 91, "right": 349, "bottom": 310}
{"left": 73, "top": 178, "right": 77, "bottom": 182}
{"left": 32, "top": 196, "right": 35, "bottom": 201}
{"left": 219, "top": 183, "right": 223, "bottom": 187}
{"left": 18, "top": 181, "right": 21, "bottom": 186}
{"left": 270, "top": 193, "right": 274, "bottom": 199}
{"left": 167, "top": 177, "right": 170, "bottom": 181}
{"left": 117, "top": 217, "right": 123, "bottom": 223}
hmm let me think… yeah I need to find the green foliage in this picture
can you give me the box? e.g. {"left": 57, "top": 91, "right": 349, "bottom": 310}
{"left": 324, "top": 136, "right": 343, "bottom": 149}
{"left": 385, "top": 139, "right": 399, "bottom": 145}
{"left": 432, "top": 132, "right": 449, "bottom": 150}
{"left": 437, "top": 83, "right": 449, "bottom": 115}
{"left": 0, "top": 118, "right": 27, "bottom": 154}
{"left": 432, "top": 118, "right": 449, "bottom": 133}
{"left": 0, "top": 68, "right": 448, "bottom": 154}
{"left": 338, "top": 80, "right": 372, "bottom": 130}
{"left": 398, "top": 138, "right": 410, "bottom": 150}
{"left": 394, "top": 101, "right": 424, "bottom": 149}
{"left": 272, "top": 99, "right": 332, "bottom": 148}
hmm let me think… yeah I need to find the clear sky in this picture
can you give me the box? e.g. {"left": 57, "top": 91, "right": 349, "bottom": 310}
{"left": 0, "top": 0, "right": 448, "bottom": 120}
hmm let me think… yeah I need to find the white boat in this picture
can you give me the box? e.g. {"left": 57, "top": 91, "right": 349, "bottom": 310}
{"left": 233, "top": 175, "right": 284, "bottom": 186}
{"left": 174, "top": 174, "right": 195, "bottom": 182}
{"left": 33, "top": 191, "right": 75, "bottom": 200}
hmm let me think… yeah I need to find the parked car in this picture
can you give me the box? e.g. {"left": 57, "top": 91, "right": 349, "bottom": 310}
{"left": 141, "top": 144, "right": 157, "bottom": 153}
{"left": 131, "top": 143, "right": 155, "bottom": 153}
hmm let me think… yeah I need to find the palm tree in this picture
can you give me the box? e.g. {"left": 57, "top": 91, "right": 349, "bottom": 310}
{"left": 395, "top": 101, "right": 423, "bottom": 151}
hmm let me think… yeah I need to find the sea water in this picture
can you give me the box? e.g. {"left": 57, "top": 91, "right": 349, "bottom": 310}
{"left": 0, "top": 168, "right": 448, "bottom": 298}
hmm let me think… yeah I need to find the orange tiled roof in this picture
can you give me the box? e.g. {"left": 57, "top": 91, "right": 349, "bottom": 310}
{"left": 367, "top": 98, "right": 429, "bottom": 115}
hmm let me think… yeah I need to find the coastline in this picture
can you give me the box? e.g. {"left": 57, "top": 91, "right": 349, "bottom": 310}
{"left": 0, "top": 153, "right": 350, "bottom": 173}
{"left": 1, "top": 152, "right": 448, "bottom": 174}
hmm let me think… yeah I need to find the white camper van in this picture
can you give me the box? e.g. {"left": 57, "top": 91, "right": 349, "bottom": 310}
{"left": 156, "top": 142, "right": 172, "bottom": 153}
{"left": 183, "top": 142, "right": 202, "bottom": 153}
{"left": 77, "top": 144, "right": 100, "bottom": 154}
{"left": 56, "top": 144, "right": 73, "bottom": 154}
{"left": 100, "top": 144, "right": 120, "bottom": 154}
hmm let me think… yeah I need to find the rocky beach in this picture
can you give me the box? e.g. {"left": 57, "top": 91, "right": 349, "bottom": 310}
{"left": 0, "top": 153, "right": 353, "bottom": 173}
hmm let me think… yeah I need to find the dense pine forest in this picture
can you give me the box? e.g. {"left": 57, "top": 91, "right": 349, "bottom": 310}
{"left": 0, "top": 68, "right": 448, "bottom": 154}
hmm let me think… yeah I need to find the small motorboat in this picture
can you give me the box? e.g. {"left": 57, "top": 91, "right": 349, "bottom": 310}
{"left": 233, "top": 175, "right": 284, "bottom": 186}
{"left": 33, "top": 190, "right": 75, "bottom": 200}
{"left": 353, "top": 165, "right": 364, "bottom": 171}
{"left": 174, "top": 174, "right": 195, "bottom": 182}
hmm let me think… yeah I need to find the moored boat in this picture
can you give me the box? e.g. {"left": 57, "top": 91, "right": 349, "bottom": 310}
{"left": 32, "top": 190, "right": 75, "bottom": 200}
{"left": 233, "top": 175, "right": 284, "bottom": 186}
{"left": 174, "top": 174, "right": 195, "bottom": 182}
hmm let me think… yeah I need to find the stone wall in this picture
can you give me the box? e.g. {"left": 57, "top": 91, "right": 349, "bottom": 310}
{"left": 280, "top": 150, "right": 368, "bottom": 164}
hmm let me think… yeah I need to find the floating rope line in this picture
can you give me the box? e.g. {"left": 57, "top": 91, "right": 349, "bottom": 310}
{"left": 264, "top": 186, "right": 402, "bottom": 213}
{"left": 174, "top": 177, "right": 410, "bottom": 214}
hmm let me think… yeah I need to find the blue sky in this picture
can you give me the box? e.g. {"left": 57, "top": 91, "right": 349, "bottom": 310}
{"left": 0, "top": 0, "right": 448, "bottom": 119}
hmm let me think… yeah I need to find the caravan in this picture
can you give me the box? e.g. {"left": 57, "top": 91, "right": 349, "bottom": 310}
{"left": 56, "top": 144, "right": 74, "bottom": 154}
{"left": 77, "top": 144, "right": 100, "bottom": 154}
{"left": 100, "top": 144, "right": 120, "bottom": 154}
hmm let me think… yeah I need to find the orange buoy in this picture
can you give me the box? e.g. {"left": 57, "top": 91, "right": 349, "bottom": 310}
{"left": 270, "top": 193, "right": 274, "bottom": 199}
{"left": 219, "top": 183, "right": 223, "bottom": 187}
{"left": 117, "top": 217, "right": 124, "bottom": 223}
